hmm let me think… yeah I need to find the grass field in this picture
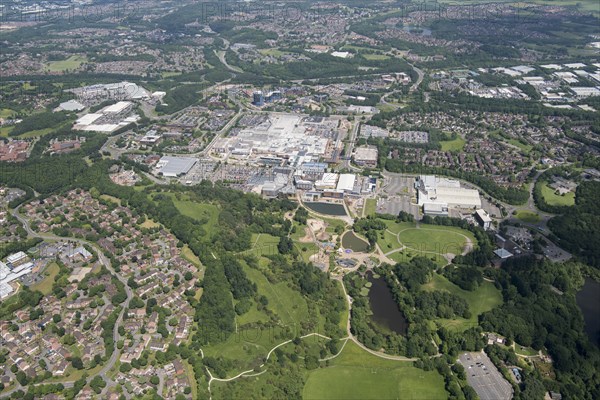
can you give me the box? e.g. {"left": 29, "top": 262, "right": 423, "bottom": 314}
{"left": 422, "top": 274, "right": 503, "bottom": 331}
{"left": 181, "top": 245, "right": 202, "bottom": 269}
{"left": 140, "top": 219, "right": 160, "bottom": 229}
{"left": 45, "top": 55, "right": 87, "bottom": 72}
{"left": 508, "top": 139, "right": 533, "bottom": 154}
{"left": 364, "top": 198, "right": 377, "bottom": 216}
{"left": 363, "top": 53, "right": 390, "bottom": 60}
{"left": 379, "top": 220, "right": 476, "bottom": 266}
{"left": 440, "top": 137, "right": 466, "bottom": 152}
{"left": 0, "top": 108, "right": 15, "bottom": 118}
{"left": 515, "top": 210, "right": 540, "bottom": 223}
{"left": 165, "top": 194, "right": 220, "bottom": 237}
{"left": 540, "top": 183, "right": 575, "bottom": 206}
{"left": 398, "top": 226, "right": 473, "bottom": 256}
{"left": 30, "top": 262, "right": 60, "bottom": 295}
{"left": 303, "top": 341, "right": 447, "bottom": 400}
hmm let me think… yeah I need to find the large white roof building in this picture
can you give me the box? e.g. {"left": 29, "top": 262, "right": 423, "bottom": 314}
{"left": 416, "top": 175, "right": 481, "bottom": 208}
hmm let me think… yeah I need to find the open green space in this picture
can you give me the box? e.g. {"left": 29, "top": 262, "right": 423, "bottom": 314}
{"left": 378, "top": 220, "right": 476, "bottom": 266}
{"left": 515, "top": 210, "right": 541, "bottom": 223}
{"left": 0, "top": 108, "right": 15, "bottom": 118}
{"left": 303, "top": 341, "right": 447, "bottom": 400}
{"left": 440, "top": 136, "right": 466, "bottom": 152}
{"left": 203, "top": 261, "right": 313, "bottom": 369}
{"left": 507, "top": 139, "right": 533, "bottom": 154}
{"left": 541, "top": 183, "right": 575, "bottom": 206}
{"left": 45, "top": 55, "right": 87, "bottom": 72}
{"left": 422, "top": 274, "right": 503, "bottom": 331}
{"left": 364, "top": 198, "right": 377, "bottom": 216}
{"left": 363, "top": 53, "right": 390, "bottom": 60}
{"left": 30, "top": 262, "right": 60, "bottom": 295}
{"left": 164, "top": 194, "right": 221, "bottom": 237}
{"left": 398, "top": 226, "right": 473, "bottom": 256}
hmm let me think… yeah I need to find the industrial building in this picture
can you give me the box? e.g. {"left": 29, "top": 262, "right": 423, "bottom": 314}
{"left": 416, "top": 175, "right": 481, "bottom": 209}
{"left": 423, "top": 203, "right": 449, "bottom": 216}
{"left": 155, "top": 156, "right": 197, "bottom": 177}
{"left": 0, "top": 252, "right": 34, "bottom": 300}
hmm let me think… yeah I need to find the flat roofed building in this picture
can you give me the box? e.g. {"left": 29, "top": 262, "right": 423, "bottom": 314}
{"left": 315, "top": 173, "right": 339, "bottom": 190}
{"left": 6, "top": 251, "right": 27, "bottom": 266}
{"left": 353, "top": 146, "right": 378, "bottom": 168}
{"left": 423, "top": 203, "right": 449, "bottom": 216}
{"left": 336, "top": 174, "right": 356, "bottom": 192}
{"left": 157, "top": 156, "right": 197, "bottom": 177}
{"left": 416, "top": 175, "right": 481, "bottom": 208}
{"left": 475, "top": 209, "right": 492, "bottom": 230}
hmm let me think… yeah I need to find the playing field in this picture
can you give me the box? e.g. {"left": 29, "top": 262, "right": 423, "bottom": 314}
{"left": 303, "top": 341, "right": 448, "bottom": 400}
{"left": 541, "top": 183, "right": 575, "bottom": 206}
{"left": 422, "top": 274, "right": 503, "bottom": 331}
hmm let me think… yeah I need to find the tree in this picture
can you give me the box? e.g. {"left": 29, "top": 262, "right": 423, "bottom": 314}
{"left": 71, "top": 357, "right": 84, "bottom": 370}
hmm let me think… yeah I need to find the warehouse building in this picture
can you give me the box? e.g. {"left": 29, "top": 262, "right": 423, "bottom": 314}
{"left": 416, "top": 175, "right": 481, "bottom": 208}
{"left": 155, "top": 156, "right": 197, "bottom": 178}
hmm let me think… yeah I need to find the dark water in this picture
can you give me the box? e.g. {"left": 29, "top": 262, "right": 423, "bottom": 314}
{"left": 367, "top": 273, "right": 408, "bottom": 335}
{"left": 402, "top": 26, "right": 432, "bottom": 36}
{"left": 576, "top": 278, "right": 600, "bottom": 347}
{"left": 342, "top": 231, "right": 369, "bottom": 252}
{"left": 304, "top": 202, "right": 347, "bottom": 216}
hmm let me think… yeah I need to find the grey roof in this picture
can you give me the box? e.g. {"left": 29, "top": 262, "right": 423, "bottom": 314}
{"left": 159, "top": 156, "right": 197, "bottom": 176}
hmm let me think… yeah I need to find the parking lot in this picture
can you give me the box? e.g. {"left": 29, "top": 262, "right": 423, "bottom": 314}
{"left": 378, "top": 173, "right": 419, "bottom": 219}
{"left": 458, "top": 352, "right": 513, "bottom": 400}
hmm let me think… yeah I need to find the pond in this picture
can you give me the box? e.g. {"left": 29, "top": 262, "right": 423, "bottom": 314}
{"left": 367, "top": 272, "right": 408, "bottom": 335}
{"left": 342, "top": 231, "right": 369, "bottom": 252}
{"left": 576, "top": 277, "right": 600, "bottom": 347}
{"left": 304, "top": 202, "right": 347, "bottom": 216}
{"left": 402, "top": 26, "right": 432, "bottom": 36}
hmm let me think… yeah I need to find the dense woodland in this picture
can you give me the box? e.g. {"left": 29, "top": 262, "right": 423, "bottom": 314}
{"left": 548, "top": 181, "right": 600, "bottom": 267}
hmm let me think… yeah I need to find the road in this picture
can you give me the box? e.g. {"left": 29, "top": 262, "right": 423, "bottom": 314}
{"left": 2, "top": 208, "right": 133, "bottom": 398}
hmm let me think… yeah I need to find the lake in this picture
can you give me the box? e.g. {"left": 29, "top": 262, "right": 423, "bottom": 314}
{"left": 342, "top": 231, "right": 369, "bottom": 252}
{"left": 304, "top": 202, "right": 347, "bottom": 216}
{"left": 576, "top": 278, "right": 600, "bottom": 347}
{"left": 367, "top": 272, "right": 408, "bottom": 335}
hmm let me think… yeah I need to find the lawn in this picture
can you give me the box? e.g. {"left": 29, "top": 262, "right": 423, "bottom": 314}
{"left": 303, "top": 341, "right": 448, "bottom": 400}
{"left": 515, "top": 210, "right": 540, "bottom": 223}
{"left": 422, "top": 274, "right": 503, "bottom": 331}
{"left": 363, "top": 53, "right": 390, "bottom": 60}
{"left": 139, "top": 219, "right": 160, "bottom": 229}
{"left": 30, "top": 262, "right": 60, "bottom": 295}
{"left": 440, "top": 136, "right": 466, "bottom": 152}
{"left": 364, "top": 198, "right": 377, "bottom": 216}
{"left": 45, "top": 55, "right": 87, "bottom": 72}
{"left": 181, "top": 245, "right": 202, "bottom": 269}
{"left": 508, "top": 139, "right": 533, "bottom": 154}
{"left": 379, "top": 220, "right": 477, "bottom": 266}
{"left": 540, "top": 183, "right": 575, "bottom": 206}
{"left": 398, "top": 226, "right": 475, "bottom": 256}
